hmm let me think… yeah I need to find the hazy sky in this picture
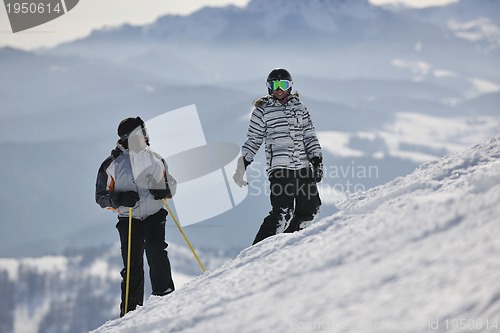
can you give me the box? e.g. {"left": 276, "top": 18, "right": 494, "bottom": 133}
{"left": 0, "top": 0, "right": 458, "bottom": 50}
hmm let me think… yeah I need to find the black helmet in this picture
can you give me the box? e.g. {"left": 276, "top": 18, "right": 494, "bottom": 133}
{"left": 266, "top": 68, "right": 292, "bottom": 82}
{"left": 117, "top": 116, "right": 149, "bottom": 146}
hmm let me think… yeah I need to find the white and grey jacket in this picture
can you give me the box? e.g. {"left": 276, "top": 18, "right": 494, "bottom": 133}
{"left": 95, "top": 144, "right": 177, "bottom": 220}
{"left": 241, "top": 93, "right": 322, "bottom": 175}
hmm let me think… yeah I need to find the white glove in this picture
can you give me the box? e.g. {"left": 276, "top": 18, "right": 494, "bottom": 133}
{"left": 233, "top": 156, "right": 248, "bottom": 187}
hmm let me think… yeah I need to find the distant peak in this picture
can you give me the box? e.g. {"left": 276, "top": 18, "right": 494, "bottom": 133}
{"left": 246, "top": 0, "right": 372, "bottom": 11}
{"left": 0, "top": 46, "right": 33, "bottom": 59}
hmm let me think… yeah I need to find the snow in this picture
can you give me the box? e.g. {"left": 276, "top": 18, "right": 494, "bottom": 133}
{"left": 316, "top": 131, "right": 365, "bottom": 158}
{"left": 0, "top": 256, "right": 68, "bottom": 280}
{"left": 391, "top": 58, "right": 500, "bottom": 96}
{"left": 92, "top": 135, "right": 500, "bottom": 333}
{"left": 0, "top": 257, "right": 71, "bottom": 333}
{"left": 381, "top": 112, "right": 499, "bottom": 162}
{"left": 86, "top": 259, "right": 120, "bottom": 281}
{"left": 78, "top": 245, "right": 200, "bottom": 288}
{"left": 0, "top": 258, "right": 19, "bottom": 280}
{"left": 171, "top": 271, "right": 197, "bottom": 290}
{"left": 391, "top": 59, "right": 432, "bottom": 81}
{"left": 316, "top": 113, "right": 499, "bottom": 163}
{"left": 433, "top": 69, "right": 457, "bottom": 78}
{"left": 468, "top": 78, "right": 500, "bottom": 96}
{"left": 14, "top": 299, "right": 52, "bottom": 333}
{"left": 448, "top": 18, "right": 500, "bottom": 49}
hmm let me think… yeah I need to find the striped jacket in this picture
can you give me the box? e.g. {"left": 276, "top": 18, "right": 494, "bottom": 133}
{"left": 95, "top": 144, "right": 177, "bottom": 220}
{"left": 242, "top": 93, "right": 322, "bottom": 175}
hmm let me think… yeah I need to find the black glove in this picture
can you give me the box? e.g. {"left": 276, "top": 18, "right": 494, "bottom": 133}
{"left": 117, "top": 191, "right": 140, "bottom": 207}
{"left": 309, "top": 157, "right": 324, "bottom": 183}
{"left": 146, "top": 174, "right": 171, "bottom": 200}
{"left": 149, "top": 188, "right": 171, "bottom": 200}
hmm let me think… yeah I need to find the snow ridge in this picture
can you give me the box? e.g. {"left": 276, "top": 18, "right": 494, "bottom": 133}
{"left": 92, "top": 135, "right": 500, "bottom": 332}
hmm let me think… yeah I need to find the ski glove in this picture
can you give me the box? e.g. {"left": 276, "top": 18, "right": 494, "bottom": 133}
{"left": 233, "top": 156, "right": 250, "bottom": 187}
{"left": 149, "top": 188, "right": 171, "bottom": 200}
{"left": 117, "top": 191, "right": 140, "bottom": 207}
{"left": 310, "top": 157, "right": 324, "bottom": 183}
{"left": 146, "top": 174, "right": 172, "bottom": 200}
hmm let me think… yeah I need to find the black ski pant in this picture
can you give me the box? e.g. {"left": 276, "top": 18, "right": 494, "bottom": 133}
{"left": 116, "top": 208, "right": 175, "bottom": 317}
{"left": 253, "top": 168, "right": 321, "bottom": 245}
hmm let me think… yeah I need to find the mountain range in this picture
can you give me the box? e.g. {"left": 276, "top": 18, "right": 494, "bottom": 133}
{"left": 0, "top": 244, "right": 234, "bottom": 333}
{"left": 0, "top": 1, "right": 499, "bottom": 332}
{"left": 0, "top": 0, "right": 499, "bottom": 257}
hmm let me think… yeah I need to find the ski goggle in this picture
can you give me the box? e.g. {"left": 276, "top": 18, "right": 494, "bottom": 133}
{"left": 138, "top": 124, "right": 150, "bottom": 146}
{"left": 267, "top": 80, "right": 292, "bottom": 91}
{"left": 140, "top": 125, "right": 149, "bottom": 141}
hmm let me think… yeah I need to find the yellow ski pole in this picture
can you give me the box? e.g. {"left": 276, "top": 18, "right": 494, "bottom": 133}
{"left": 162, "top": 199, "right": 205, "bottom": 272}
{"left": 124, "top": 207, "right": 133, "bottom": 315}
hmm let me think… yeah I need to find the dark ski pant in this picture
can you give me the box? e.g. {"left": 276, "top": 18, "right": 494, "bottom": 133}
{"left": 253, "top": 168, "right": 321, "bottom": 245}
{"left": 116, "top": 208, "right": 175, "bottom": 317}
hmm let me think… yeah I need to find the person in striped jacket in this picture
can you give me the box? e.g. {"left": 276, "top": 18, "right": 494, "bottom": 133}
{"left": 233, "top": 68, "right": 323, "bottom": 245}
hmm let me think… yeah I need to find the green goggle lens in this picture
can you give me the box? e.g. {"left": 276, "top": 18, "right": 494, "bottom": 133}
{"left": 268, "top": 80, "right": 292, "bottom": 91}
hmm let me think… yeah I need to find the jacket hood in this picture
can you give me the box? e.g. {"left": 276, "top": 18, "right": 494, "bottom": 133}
{"left": 254, "top": 91, "right": 300, "bottom": 107}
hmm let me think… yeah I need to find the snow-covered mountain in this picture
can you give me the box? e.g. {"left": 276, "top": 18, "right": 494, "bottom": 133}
{"left": 92, "top": 134, "right": 500, "bottom": 333}
{"left": 0, "top": 2, "right": 499, "bottom": 331}
{"left": 143, "top": 0, "right": 398, "bottom": 42}
{"left": 1, "top": 0, "right": 499, "bottom": 258}
{"left": 48, "top": 0, "right": 500, "bottom": 81}
{"left": 400, "top": 0, "right": 500, "bottom": 51}
{"left": 58, "top": 0, "right": 498, "bottom": 48}
{"left": 0, "top": 244, "right": 234, "bottom": 333}
{"left": 56, "top": 0, "right": 391, "bottom": 44}
{"left": 403, "top": 0, "right": 500, "bottom": 26}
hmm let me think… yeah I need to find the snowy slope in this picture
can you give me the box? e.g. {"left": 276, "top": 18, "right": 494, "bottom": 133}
{"left": 92, "top": 135, "right": 500, "bottom": 333}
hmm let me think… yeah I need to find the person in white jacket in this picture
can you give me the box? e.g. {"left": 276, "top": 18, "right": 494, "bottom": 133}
{"left": 95, "top": 116, "right": 176, "bottom": 317}
{"left": 234, "top": 68, "right": 323, "bottom": 245}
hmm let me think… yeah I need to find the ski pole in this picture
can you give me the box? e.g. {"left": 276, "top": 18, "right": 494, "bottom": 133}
{"left": 124, "top": 207, "right": 133, "bottom": 315}
{"left": 162, "top": 199, "right": 205, "bottom": 273}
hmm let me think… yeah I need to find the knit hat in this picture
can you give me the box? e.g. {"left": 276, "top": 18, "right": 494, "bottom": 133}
{"left": 117, "top": 117, "right": 145, "bottom": 140}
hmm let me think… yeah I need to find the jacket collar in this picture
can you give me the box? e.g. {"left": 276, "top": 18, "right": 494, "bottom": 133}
{"left": 111, "top": 143, "right": 127, "bottom": 158}
{"left": 269, "top": 93, "right": 298, "bottom": 106}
